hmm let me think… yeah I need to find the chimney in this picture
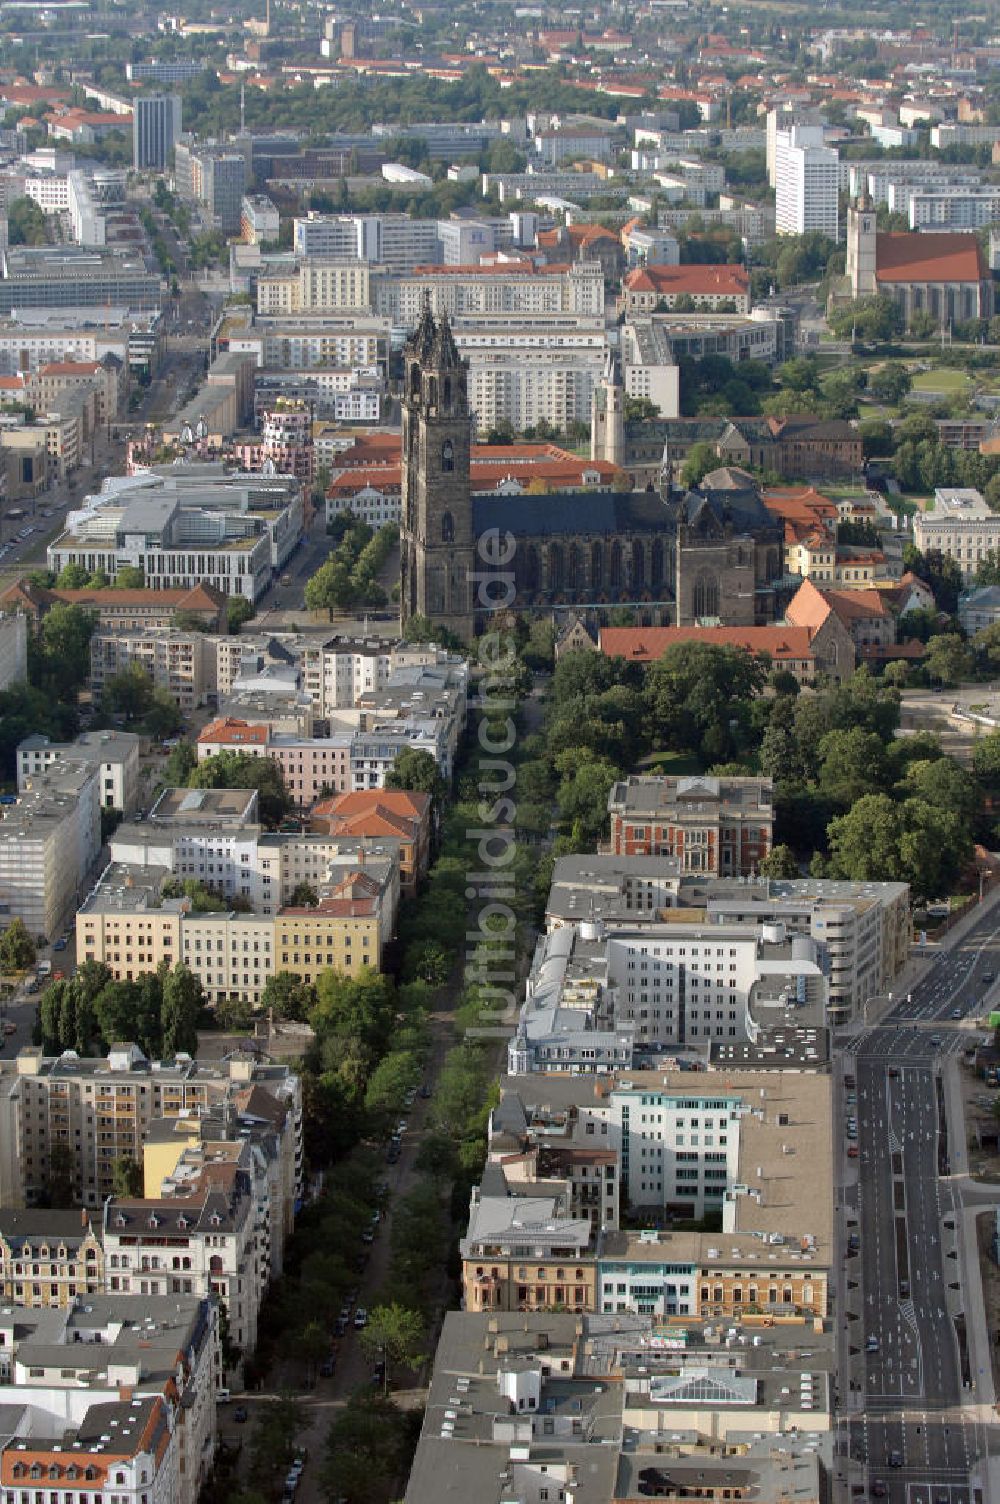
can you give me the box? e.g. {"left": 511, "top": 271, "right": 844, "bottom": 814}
{"left": 118, "top": 1385, "right": 133, "bottom": 1404}
{"left": 80, "top": 1207, "right": 89, "bottom": 1228}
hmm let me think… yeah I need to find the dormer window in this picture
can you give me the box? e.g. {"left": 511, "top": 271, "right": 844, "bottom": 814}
{"left": 147, "top": 1214, "right": 159, "bottom": 1230}
{"left": 115, "top": 1215, "right": 126, "bottom": 1228}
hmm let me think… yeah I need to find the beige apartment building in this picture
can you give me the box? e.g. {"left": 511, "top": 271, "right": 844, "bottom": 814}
{"left": 257, "top": 260, "right": 372, "bottom": 316}
{"left": 77, "top": 860, "right": 394, "bottom": 1001}
{"left": 0, "top": 1045, "right": 301, "bottom": 1212}
{"left": 90, "top": 628, "right": 210, "bottom": 712}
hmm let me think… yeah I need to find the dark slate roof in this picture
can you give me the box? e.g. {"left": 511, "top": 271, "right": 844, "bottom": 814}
{"left": 682, "top": 480, "right": 777, "bottom": 536}
{"left": 472, "top": 490, "right": 671, "bottom": 538}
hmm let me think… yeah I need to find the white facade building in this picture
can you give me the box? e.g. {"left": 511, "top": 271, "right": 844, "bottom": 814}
{"left": 775, "top": 125, "right": 839, "bottom": 240}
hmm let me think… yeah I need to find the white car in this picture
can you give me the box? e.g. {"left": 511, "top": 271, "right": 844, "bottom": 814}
{"left": 353, "top": 1307, "right": 368, "bottom": 1329}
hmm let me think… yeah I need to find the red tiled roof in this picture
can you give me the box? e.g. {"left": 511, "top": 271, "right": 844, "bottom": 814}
{"left": 786, "top": 577, "right": 889, "bottom": 630}
{"left": 875, "top": 231, "right": 987, "bottom": 285}
{"left": 599, "top": 625, "right": 816, "bottom": 662}
{"left": 623, "top": 264, "right": 748, "bottom": 296}
{"left": 199, "top": 718, "right": 269, "bottom": 746}
{"left": 39, "top": 360, "right": 102, "bottom": 375}
{"left": 311, "top": 788, "right": 430, "bottom": 836}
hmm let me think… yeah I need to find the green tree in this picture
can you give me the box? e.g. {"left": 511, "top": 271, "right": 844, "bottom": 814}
{"left": 111, "top": 1154, "right": 143, "bottom": 1197}
{"left": 815, "top": 727, "right": 888, "bottom": 807}
{"left": 144, "top": 688, "right": 183, "bottom": 740}
{"left": 358, "top": 1303, "right": 426, "bottom": 1389}
{"left": 160, "top": 964, "right": 202, "bottom": 1056}
{"left": 103, "top": 661, "right": 154, "bottom": 722}
{"left": 923, "top": 633, "right": 974, "bottom": 687}
{"left": 260, "top": 971, "right": 316, "bottom": 1021}
{"left": 164, "top": 741, "right": 197, "bottom": 785}
{"left": 902, "top": 545, "right": 965, "bottom": 614}
{"left": 35, "top": 603, "right": 96, "bottom": 698}
{"left": 758, "top": 844, "right": 799, "bottom": 878}
{"left": 974, "top": 730, "right": 1000, "bottom": 788}
{"left": 227, "top": 595, "right": 255, "bottom": 633}
{"left": 385, "top": 747, "right": 446, "bottom": 805}
{"left": 94, "top": 979, "right": 143, "bottom": 1044}
{"left": 868, "top": 364, "right": 912, "bottom": 405}
{"left": 0, "top": 918, "right": 35, "bottom": 972}
{"left": 113, "top": 565, "right": 145, "bottom": 589}
{"left": 680, "top": 441, "right": 719, "bottom": 488}
{"left": 289, "top": 881, "right": 318, "bottom": 907}
{"left": 188, "top": 749, "right": 291, "bottom": 826}
{"left": 7, "top": 196, "right": 48, "bottom": 246}
{"left": 57, "top": 562, "right": 90, "bottom": 588}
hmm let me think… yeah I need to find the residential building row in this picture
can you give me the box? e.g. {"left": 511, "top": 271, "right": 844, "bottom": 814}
{"left": 0, "top": 1042, "right": 301, "bottom": 1226}
{"left": 405, "top": 1310, "right": 828, "bottom": 1504}
{"left": 462, "top": 1066, "right": 832, "bottom": 1321}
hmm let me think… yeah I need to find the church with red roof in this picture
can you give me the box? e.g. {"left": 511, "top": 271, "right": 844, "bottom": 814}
{"left": 846, "top": 200, "right": 993, "bottom": 323}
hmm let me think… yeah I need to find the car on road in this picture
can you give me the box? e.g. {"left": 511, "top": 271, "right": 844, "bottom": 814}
{"left": 334, "top": 1316, "right": 348, "bottom": 1337}
{"left": 233, "top": 1406, "right": 248, "bottom": 1423}
{"left": 985, "top": 972, "right": 995, "bottom": 984}
{"left": 887, "top": 1066, "right": 900, "bottom": 1078}
{"left": 952, "top": 1007, "right": 963, "bottom": 1019}
{"left": 361, "top": 1226, "right": 375, "bottom": 1244}
{"left": 847, "top": 1144, "right": 859, "bottom": 1158}
{"left": 872, "top": 1483, "right": 887, "bottom": 1500}
{"left": 52, "top": 938, "right": 66, "bottom": 952}
{"left": 929, "top": 1034, "right": 941, "bottom": 1045}
{"left": 888, "top": 1451, "right": 903, "bottom": 1468}
{"left": 865, "top": 1334, "right": 879, "bottom": 1352}
{"left": 354, "top": 1307, "right": 367, "bottom": 1329}
{"left": 899, "top": 1279, "right": 910, "bottom": 1297}
{"left": 848, "top": 1233, "right": 860, "bottom": 1253}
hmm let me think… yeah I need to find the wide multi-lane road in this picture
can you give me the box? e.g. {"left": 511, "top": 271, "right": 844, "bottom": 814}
{"left": 841, "top": 911, "right": 1000, "bottom": 1504}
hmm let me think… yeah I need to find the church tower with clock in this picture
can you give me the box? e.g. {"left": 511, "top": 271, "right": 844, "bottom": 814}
{"left": 399, "top": 298, "right": 476, "bottom": 642}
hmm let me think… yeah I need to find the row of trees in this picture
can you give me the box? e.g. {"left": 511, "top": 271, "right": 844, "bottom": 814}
{"left": 305, "top": 519, "right": 397, "bottom": 618}
{"left": 38, "top": 960, "right": 202, "bottom": 1059}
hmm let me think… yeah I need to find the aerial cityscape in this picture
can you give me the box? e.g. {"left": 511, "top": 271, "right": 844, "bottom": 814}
{"left": 2, "top": 0, "right": 1000, "bottom": 1502}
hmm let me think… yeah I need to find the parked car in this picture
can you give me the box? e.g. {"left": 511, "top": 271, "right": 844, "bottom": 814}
{"left": 334, "top": 1316, "right": 348, "bottom": 1337}
{"left": 354, "top": 1307, "right": 368, "bottom": 1329}
{"left": 319, "top": 1358, "right": 335, "bottom": 1377}
{"left": 361, "top": 1227, "right": 375, "bottom": 1245}
{"left": 233, "top": 1406, "right": 248, "bottom": 1423}
{"left": 52, "top": 938, "right": 67, "bottom": 952}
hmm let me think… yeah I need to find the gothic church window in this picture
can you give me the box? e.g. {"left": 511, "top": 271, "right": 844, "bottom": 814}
{"left": 441, "top": 512, "right": 455, "bottom": 543}
{"left": 694, "top": 571, "right": 719, "bottom": 619}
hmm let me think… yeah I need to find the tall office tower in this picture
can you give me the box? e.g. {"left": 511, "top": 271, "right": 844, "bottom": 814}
{"left": 133, "top": 95, "right": 182, "bottom": 170}
{"left": 774, "top": 123, "right": 839, "bottom": 240}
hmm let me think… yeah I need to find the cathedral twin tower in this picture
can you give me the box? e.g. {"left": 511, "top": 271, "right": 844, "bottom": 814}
{"left": 399, "top": 298, "right": 478, "bottom": 642}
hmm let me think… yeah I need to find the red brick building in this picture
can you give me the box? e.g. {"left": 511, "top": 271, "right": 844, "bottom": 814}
{"left": 606, "top": 774, "right": 774, "bottom": 877}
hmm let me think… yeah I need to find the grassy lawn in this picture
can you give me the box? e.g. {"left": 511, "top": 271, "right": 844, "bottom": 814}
{"left": 639, "top": 750, "right": 703, "bottom": 775}
{"left": 911, "top": 368, "right": 971, "bottom": 394}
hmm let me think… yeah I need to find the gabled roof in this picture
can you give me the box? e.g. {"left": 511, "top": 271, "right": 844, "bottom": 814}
{"left": 198, "top": 718, "right": 269, "bottom": 747}
{"left": 875, "top": 230, "right": 988, "bottom": 285}
{"left": 471, "top": 489, "right": 669, "bottom": 537}
{"left": 786, "top": 576, "right": 889, "bottom": 630}
{"left": 623, "top": 263, "right": 749, "bottom": 297}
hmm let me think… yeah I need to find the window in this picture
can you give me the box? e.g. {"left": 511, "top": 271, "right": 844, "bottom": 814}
{"left": 441, "top": 440, "right": 454, "bottom": 473}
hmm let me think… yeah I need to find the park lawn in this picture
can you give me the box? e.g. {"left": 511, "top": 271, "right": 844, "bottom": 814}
{"left": 910, "top": 368, "right": 971, "bottom": 393}
{"left": 640, "top": 750, "right": 704, "bottom": 775}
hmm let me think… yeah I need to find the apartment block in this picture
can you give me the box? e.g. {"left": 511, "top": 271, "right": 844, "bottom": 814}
{"left": 1, "top": 1043, "right": 301, "bottom": 1216}
{"left": 462, "top": 1068, "right": 830, "bottom": 1323}
{"left": 17, "top": 730, "right": 141, "bottom": 813}
{"left": 90, "top": 629, "right": 210, "bottom": 713}
{"left": 0, "top": 1208, "right": 104, "bottom": 1307}
{"left": 0, "top": 758, "right": 100, "bottom": 939}
{"left": 257, "top": 260, "right": 371, "bottom": 316}
{"left": 377, "top": 261, "right": 606, "bottom": 321}
{"left": 606, "top": 774, "right": 774, "bottom": 876}
{"left": 0, "top": 1291, "right": 217, "bottom": 1504}
{"left": 77, "top": 862, "right": 395, "bottom": 1001}
{"left": 405, "top": 1313, "right": 828, "bottom": 1504}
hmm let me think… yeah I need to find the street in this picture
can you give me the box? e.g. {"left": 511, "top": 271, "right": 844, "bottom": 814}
{"left": 841, "top": 908, "right": 1000, "bottom": 1504}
